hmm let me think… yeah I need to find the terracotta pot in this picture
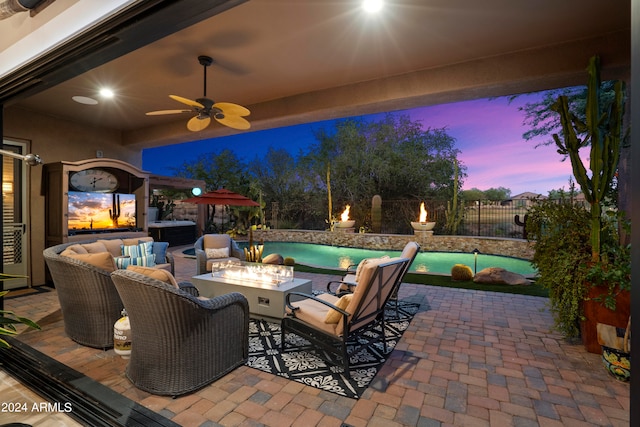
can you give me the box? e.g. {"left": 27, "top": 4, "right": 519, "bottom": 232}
{"left": 580, "top": 287, "right": 630, "bottom": 354}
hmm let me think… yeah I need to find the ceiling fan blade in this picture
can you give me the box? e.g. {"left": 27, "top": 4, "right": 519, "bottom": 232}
{"left": 146, "top": 109, "right": 191, "bottom": 116}
{"left": 214, "top": 102, "right": 250, "bottom": 117}
{"left": 170, "top": 95, "right": 205, "bottom": 109}
{"left": 187, "top": 115, "right": 211, "bottom": 132}
{"left": 215, "top": 115, "right": 251, "bottom": 130}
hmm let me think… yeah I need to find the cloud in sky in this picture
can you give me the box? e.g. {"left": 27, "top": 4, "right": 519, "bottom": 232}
{"left": 143, "top": 91, "right": 584, "bottom": 196}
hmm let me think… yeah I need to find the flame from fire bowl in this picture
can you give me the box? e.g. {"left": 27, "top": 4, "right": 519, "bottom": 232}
{"left": 411, "top": 221, "right": 436, "bottom": 231}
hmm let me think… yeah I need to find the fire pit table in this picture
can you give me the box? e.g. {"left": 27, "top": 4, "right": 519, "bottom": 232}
{"left": 192, "top": 261, "right": 312, "bottom": 321}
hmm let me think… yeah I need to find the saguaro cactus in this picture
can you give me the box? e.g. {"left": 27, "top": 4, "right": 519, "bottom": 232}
{"left": 551, "top": 55, "right": 626, "bottom": 262}
{"left": 110, "top": 194, "right": 121, "bottom": 227}
{"left": 371, "top": 195, "right": 382, "bottom": 233}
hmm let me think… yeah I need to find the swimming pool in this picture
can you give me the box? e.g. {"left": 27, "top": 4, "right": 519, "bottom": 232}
{"left": 238, "top": 242, "right": 536, "bottom": 276}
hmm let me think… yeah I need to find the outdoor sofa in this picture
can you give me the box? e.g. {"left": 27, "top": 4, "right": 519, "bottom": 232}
{"left": 43, "top": 237, "right": 174, "bottom": 348}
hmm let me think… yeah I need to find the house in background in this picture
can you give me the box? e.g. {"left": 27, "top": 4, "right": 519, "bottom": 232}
{"left": 509, "top": 192, "right": 547, "bottom": 208}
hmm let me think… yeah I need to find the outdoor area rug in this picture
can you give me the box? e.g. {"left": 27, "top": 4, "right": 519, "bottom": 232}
{"left": 246, "top": 300, "right": 420, "bottom": 399}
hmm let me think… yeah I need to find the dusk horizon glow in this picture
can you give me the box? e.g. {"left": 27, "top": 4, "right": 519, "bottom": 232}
{"left": 143, "top": 92, "right": 585, "bottom": 197}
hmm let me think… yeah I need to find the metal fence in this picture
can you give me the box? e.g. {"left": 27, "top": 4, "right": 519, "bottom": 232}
{"left": 380, "top": 199, "right": 538, "bottom": 238}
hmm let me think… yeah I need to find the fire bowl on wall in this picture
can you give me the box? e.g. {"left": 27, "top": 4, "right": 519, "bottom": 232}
{"left": 335, "top": 220, "right": 356, "bottom": 228}
{"left": 411, "top": 221, "right": 436, "bottom": 231}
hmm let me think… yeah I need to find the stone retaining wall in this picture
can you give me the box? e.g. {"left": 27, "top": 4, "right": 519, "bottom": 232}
{"left": 251, "top": 229, "right": 534, "bottom": 260}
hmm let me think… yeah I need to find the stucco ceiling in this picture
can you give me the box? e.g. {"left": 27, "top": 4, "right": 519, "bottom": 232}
{"left": 6, "top": 0, "right": 631, "bottom": 148}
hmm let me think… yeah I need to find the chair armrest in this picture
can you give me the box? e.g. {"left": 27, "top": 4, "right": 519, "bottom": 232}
{"left": 178, "top": 281, "right": 199, "bottom": 297}
{"left": 165, "top": 251, "right": 175, "bottom": 275}
{"left": 326, "top": 280, "right": 355, "bottom": 296}
{"left": 284, "top": 292, "right": 349, "bottom": 325}
{"left": 230, "top": 239, "right": 245, "bottom": 261}
{"left": 197, "top": 291, "right": 249, "bottom": 313}
{"left": 195, "top": 248, "right": 207, "bottom": 275}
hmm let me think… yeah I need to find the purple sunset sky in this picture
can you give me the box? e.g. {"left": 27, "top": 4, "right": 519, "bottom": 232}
{"left": 143, "top": 92, "right": 582, "bottom": 196}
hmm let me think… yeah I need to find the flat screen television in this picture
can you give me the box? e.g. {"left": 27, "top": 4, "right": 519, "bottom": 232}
{"left": 68, "top": 191, "right": 137, "bottom": 235}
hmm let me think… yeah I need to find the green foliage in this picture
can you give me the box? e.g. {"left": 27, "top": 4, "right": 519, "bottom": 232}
{"left": 585, "top": 212, "right": 631, "bottom": 310}
{"left": 526, "top": 195, "right": 591, "bottom": 339}
{"left": 283, "top": 257, "right": 295, "bottom": 266}
{"left": 550, "top": 55, "right": 626, "bottom": 262}
{"left": 444, "top": 160, "right": 464, "bottom": 235}
{"left": 0, "top": 289, "right": 41, "bottom": 349}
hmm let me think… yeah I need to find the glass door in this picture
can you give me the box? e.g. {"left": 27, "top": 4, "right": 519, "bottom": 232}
{"left": 2, "top": 141, "right": 28, "bottom": 289}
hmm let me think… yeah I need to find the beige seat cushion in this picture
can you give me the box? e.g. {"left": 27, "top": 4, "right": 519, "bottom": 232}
{"left": 126, "top": 265, "right": 178, "bottom": 288}
{"left": 62, "top": 252, "right": 117, "bottom": 272}
{"left": 286, "top": 293, "right": 340, "bottom": 336}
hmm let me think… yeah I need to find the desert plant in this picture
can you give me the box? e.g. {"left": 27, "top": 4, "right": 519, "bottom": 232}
{"left": 451, "top": 264, "right": 473, "bottom": 281}
{"left": 283, "top": 257, "right": 295, "bottom": 266}
{"left": 371, "top": 195, "right": 382, "bottom": 233}
{"left": 551, "top": 55, "right": 627, "bottom": 262}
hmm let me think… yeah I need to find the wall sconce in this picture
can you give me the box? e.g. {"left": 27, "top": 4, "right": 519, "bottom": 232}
{"left": 0, "top": 149, "right": 43, "bottom": 166}
{"left": 191, "top": 187, "right": 202, "bottom": 196}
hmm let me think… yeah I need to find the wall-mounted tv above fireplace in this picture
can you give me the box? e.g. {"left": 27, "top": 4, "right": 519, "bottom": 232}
{"left": 68, "top": 191, "right": 137, "bottom": 235}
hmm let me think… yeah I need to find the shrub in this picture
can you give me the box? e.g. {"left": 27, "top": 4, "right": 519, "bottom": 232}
{"left": 451, "top": 264, "right": 473, "bottom": 281}
{"left": 283, "top": 257, "right": 295, "bottom": 266}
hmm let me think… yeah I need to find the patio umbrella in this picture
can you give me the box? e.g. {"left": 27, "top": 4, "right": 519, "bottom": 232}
{"left": 182, "top": 188, "right": 260, "bottom": 232}
{"left": 181, "top": 188, "right": 259, "bottom": 207}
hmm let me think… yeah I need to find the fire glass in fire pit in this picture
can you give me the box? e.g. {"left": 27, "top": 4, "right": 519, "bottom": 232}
{"left": 211, "top": 261, "right": 294, "bottom": 286}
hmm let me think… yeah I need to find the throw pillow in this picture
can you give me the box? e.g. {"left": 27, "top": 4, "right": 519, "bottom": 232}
{"left": 62, "top": 252, "right": 117, "bottom": 272}
{"left": 81, "top": 241, "right": 108, "bottom": 254}
{"left": 206, "top": 247, "right": 229, "bottom": 259}
{"left": 121, "top": 244, "right": 142, "bottom": 258}
{"left": 151, "top": 241, "right": 169, "bottom": 263}
{"left": 138, "top": 240, "right": 154, "bottom": 256}
{"left": 97, "top": 239, "right": 124, "bottom": 257}
{"left": 324, "top": 294, "right": 353, "bottom": 324}
{"left": 114, "top": 256, "right": 131, "bottom": 269}
{"left": 127, "top": 265, "right": 178, "bottom": 288}
{"left": 354, "top": 259, "right": 369, "bottom": 283}
{"left": 115, "top": 254, "right": 155, "bottom": 269}
{"left": 62, "top": 244, "right": 88, "bottom": 255}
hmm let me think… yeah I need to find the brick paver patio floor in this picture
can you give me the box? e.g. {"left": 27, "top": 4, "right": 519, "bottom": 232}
{"left": 4, "top": 246, "right": 630, "bottom": 426}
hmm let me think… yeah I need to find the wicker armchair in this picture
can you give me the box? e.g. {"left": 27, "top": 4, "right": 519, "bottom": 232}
{"left": 111, "top": 269, "right": 250, "bottom": 396}
{"left": 43, "top": 242, "right": 124, "bottom": 349}
{"left": 195, "top": 234, "right": 245, "bottom": 275}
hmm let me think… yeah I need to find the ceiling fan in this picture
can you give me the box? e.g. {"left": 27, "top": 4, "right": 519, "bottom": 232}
{"left": 146, "top": 55, "right": 250, "bottom": 131}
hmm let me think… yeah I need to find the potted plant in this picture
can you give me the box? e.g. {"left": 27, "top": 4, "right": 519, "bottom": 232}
{"left": 548, "top": 54, "right": 630, "bottom": 354}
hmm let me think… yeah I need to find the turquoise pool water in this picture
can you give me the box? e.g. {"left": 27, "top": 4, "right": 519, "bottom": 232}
{"left": 234, "top": 242, "right": 536, "bottom": 276}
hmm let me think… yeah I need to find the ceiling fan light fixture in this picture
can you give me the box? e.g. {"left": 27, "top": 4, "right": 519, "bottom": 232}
{"left": 146, "top": 56, "right": 250, "bottom": 132}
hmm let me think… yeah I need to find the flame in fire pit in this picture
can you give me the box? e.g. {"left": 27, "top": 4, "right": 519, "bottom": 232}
{"left": 340, "top": 205, "right": 351, "bottom": 222}
{"left": 419, "top": 202, "right": 428, "bottom": 223}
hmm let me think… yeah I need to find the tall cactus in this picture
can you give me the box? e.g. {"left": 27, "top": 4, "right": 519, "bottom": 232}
{"left": 371, "top": 195, "right": 382, "bottom": 233}
{"left": 110, "top": 194, "right": 121, "bottom": 227}
{"left": 445, "top": 160, "right": 463, "bottom": 235}
{"left": 551, "top": 55, "right": 626, "bottom": 262}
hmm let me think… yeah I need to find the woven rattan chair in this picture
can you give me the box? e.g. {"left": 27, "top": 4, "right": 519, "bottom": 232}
{"left": 43, "top": 242, "right": 124, "bottom": 349}
{"left": 282, "top": 256, "right": 410, "bottom": 377}
{"left": 111, "top": 269, "right": 249, "bottom": 396}
{"left": 195, "top": 234, "right": 245, "bottom": 275}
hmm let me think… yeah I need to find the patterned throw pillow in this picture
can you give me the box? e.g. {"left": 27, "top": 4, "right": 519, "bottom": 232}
{"left": 205, "top": 247, "right": 229, "bottom": 259}
{"left": 115, "top": 254, "right": 155, "bottom": 269}
{"left": 121, "top": 242, "right": 154, "bottom": 258}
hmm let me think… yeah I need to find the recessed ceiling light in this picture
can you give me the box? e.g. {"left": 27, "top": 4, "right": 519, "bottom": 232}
{"left": 362, "top": 0, "right": 383, "bottom": 13}
{"left": 99, "top": 88, "right": 114, "bottom": 98}
{"left": 72, "top": 96, "right": 98, "bottom": 105}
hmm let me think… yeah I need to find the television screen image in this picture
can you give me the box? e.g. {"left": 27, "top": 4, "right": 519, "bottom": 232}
{"left": 68, "top": 191, "right": 137, "bottom": 233}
